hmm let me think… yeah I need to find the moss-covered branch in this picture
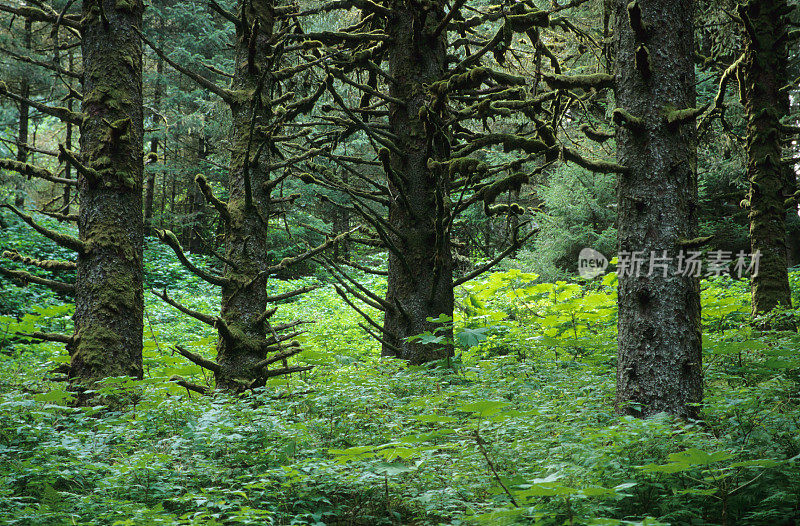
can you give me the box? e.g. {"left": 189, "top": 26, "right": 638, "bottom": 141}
{"left": 563, "top": 146, "right": 629, "bottom": 173}
{"left": 0, "top": 158, "right": 77, "bottom": 186}
{"left": 542, "top": 72, "right": 614, "bottom": 91}
{"left": 0, "top": 266, "right": 75, "bottom": 295}
{"left": 0, "top": 82, "right": 83, "bottom": 125}
{"left": 58, "top": 145, "right": 103, "bottom": 186}
{"left": 0, "top": 3, "right": 81, "bottom": 30}
{"left": 265, "top": 226, "right": 360, "bottom": 275}
{"left": 3, "top": 250, "right": 76, "bottom": 271}
{"left": 194, "top": 174, "right": 231, "bottom": 223}
{"left": 665, "top": 103, "right": 710, "bottom": 127}
{"left": 0, "top": 204, "right": 85, "bottom": 253}
{"left": 580, "top": 124, "right": 615, "bottom": 143}
{"left": 612, "top": 108, "right": 645, "bottom": 130}
{"left": 155, "top": 230, "right": 229, "bottom": 287}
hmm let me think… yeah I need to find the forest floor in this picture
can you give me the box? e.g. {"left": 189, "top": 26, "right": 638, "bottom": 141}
{"left": 1, "top": 218, "right": 799, "bottom": 526}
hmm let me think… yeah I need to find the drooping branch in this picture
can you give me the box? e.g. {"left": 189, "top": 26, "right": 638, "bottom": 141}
{"left": 155, "top": 230, "right": 229, "bottom": 286}
{"left": 562, "top": 146, "right": 629, "bottom": 174}
{"left": 453, "top": 230, "right": 536, "bottom": 287}
{"left": 151, "top": 288, "right": 217, "bottom": 326}
{"left": 173, "top": 345, "right": 222, "bottom": 374}
{"left": 0, "top": 204, "right": 85, "bottom": 253}
{"left": 134, "top": 28, "right": 236, "bottom": 106}
{"left": 0, "top": 45, "right": 82, "bottom": 79}
{"left": 0, "top": 158, "right": 77, "bottom": 186}
{"left": 265, "top": 285, "right": 318, "bottom": 303}
{"left": 0, "top": 82, "right": 83, "bottom": 124}
{"left": 0, "top": 3, "right": 81, "bottom": 30}
{"left": 170, "top": 375, "right": 211, "bottom": 395}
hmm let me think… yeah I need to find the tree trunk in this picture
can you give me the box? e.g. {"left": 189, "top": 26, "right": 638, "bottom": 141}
{"left": 382, "top": 1, "right": 454, "bottom": 365}
{"left": 742, "top": 0, "right": 794, "bottom": 320}
{"left": 214, "top": 0, "right": 277, "bottom": 390}
{"left": 14, "top": 19, "right": 32, "bottom": 209}
{"left": 144, "top": 54, "right": 163, "bottom": 234}
{"left": 70, "top": 0, "right": 144, "bottom": 388}
{"left": 614, "top": 0, "right": 702, "bottom": 418}
{"left": 62, "top": 51, "right": 75, "bottom": 215}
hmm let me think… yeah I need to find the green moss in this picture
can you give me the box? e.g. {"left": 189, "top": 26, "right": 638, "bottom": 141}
{"left": 74, "top": 326, "right": 124, "bottom": 370}
{"left": 115, "top": 0, "right": 139, "bottom": 13}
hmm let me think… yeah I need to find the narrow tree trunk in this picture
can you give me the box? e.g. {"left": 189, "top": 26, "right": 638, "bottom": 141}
{"left": 62, "top": 55, "right": 74, "bottom": 215}
{"left": 214, "top": 0, "right": 277, "bottom": 390}
{"left": 144, "top": 54, "right": 164, "bottom": 233}
{"left": 382, "top": 1, "right": 454, "bottom": 364}
{"left": 14, "top": 19, "right": 32, "bottom": 209}
{"left": 742, "top": 0, "right": 794, "bottom": 320}
{"left": 70, "top": 0, "right": 144, "bottom": 388}
{"left": 614, "top": 0, "right": 702, "bottom": 418}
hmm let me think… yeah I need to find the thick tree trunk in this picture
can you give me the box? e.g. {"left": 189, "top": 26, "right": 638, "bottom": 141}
{"left": 742, "top": 0, "right": 794, "bottom": 320}
{"left": 14, "top": 19, "right": 32, "bottom": 209}
{"left": 214, "top": 0, "right": 276, "bottom": 390}
{"left": 70, "top": 0, "right": 144, "bottom": 388}
{"left": 382, "top": 1, "right": 454, "bottom": 365}
{"left": 614, "top": 0, "right": 702, "bottom": 418}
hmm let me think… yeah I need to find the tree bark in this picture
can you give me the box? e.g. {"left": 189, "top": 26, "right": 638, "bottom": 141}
{"left": 70, "top": 0, "right": 144, "bottom": 388}
{"left": 382, "top": 1, "right": 454, "bottom": 364}
{"left": 741, "top": 0, "right": 794, "bottom": 320}
{"left": 614, "top": 0, "right": 702, "bottom": 418}
{"left": 214, "top": 0, "right": 277, "bottom": 390}
{"left": 14, "top": 19, "right": 32, "bottom": 209}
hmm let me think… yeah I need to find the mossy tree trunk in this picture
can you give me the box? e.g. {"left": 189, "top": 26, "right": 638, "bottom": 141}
{"left": 614, "top": 0, "right": 702, "bottom": 418}
{"left": 70, "top": 0, "right": 144, "bottom": 386}
{"left": 382, "top": 0, "right": 454, "bottom": 364}
{"left": 214, "top": 0, "right": 277, "bottom": 391}
{"left": 14, "top": 19, "right": 32, "bottom": 209}
{"left": 741, "top": 0, "right": 794, "bottom": 321}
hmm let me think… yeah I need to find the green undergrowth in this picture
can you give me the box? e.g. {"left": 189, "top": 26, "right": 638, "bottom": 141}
{"left": 1, "top": 219, "right": 799, "bottom": 525}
